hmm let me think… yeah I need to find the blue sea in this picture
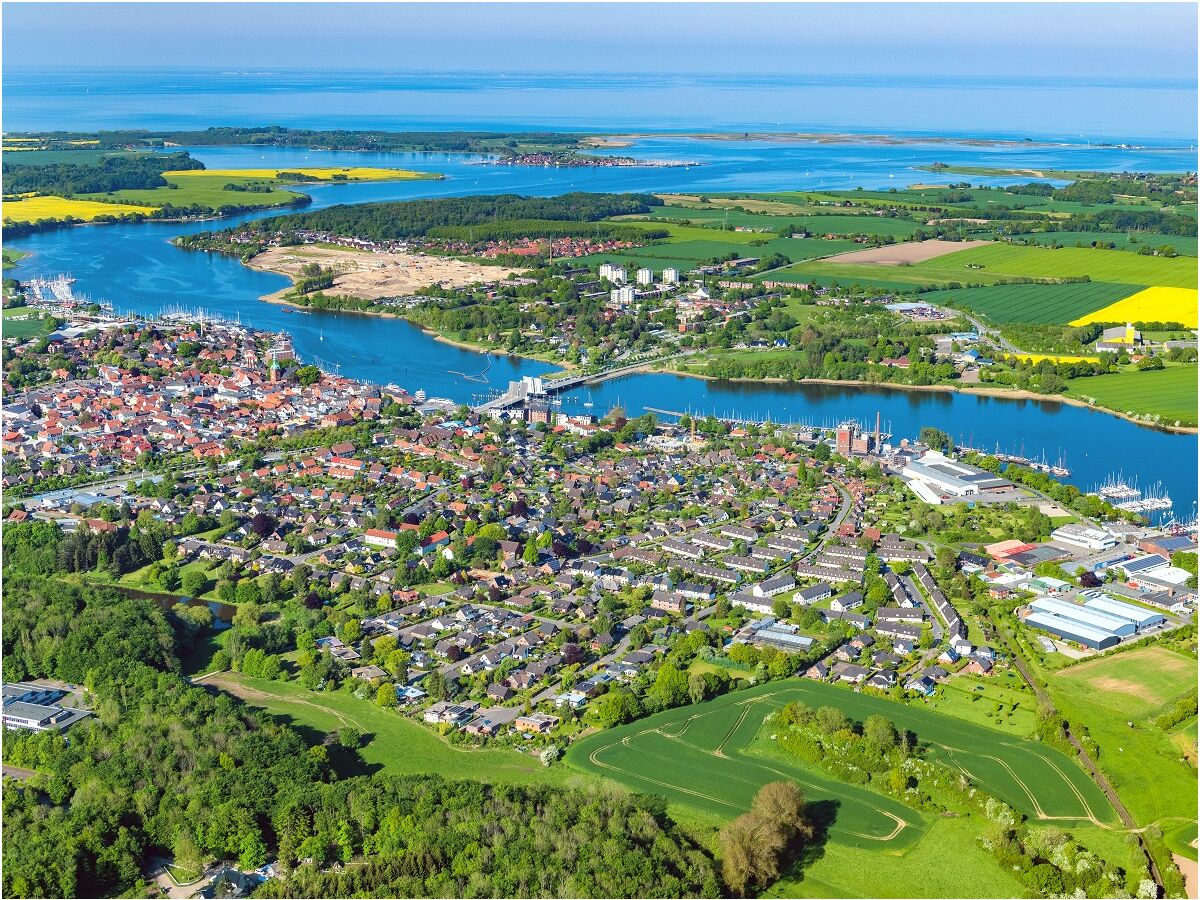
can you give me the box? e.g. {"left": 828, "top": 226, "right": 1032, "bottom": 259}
{"left": 3, "top": 68, "right": 1197, "bottom": 145}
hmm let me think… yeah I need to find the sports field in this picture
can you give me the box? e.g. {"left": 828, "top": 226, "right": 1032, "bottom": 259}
{"left": 567, "top": 679, "right": 1115, "bottom": 849}
{"left": 2, "top": 194, "right": 158, "bottom": 222}
{"left": 1054, "top": 647, "right": 1196, "bottom": 718}
{"left": 1069, "top": 286, "right": 1199, "bottom": 328}
{"left": 927, "top": 282, "right": 1141, "bottom": 324}
{"left": 1064, "top": 364, "right": 1198, "bottom": 426}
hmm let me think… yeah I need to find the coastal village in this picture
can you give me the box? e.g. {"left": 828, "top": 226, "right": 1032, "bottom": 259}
{"left": 3, "top": 300, "right": 1194, "bottom": 759}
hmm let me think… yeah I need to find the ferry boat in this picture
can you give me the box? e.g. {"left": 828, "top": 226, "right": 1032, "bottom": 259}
{"left": 414, "top": 389, "right": 427, "bottom": 402}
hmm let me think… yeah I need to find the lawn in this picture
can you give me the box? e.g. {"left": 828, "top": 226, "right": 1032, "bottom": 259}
{"left": 1070, "top": 286, "right": 1199, "bottom": 328}
{"left": 210, "top": 671, "right": 585, "bottom": 787}
{"left": 567, "top": 679, "right": 1115, "bottom": 842}
{"left": 762, "top": 817, "right": 1030, "bottom": 899}
{"left": 1042, "top": 646, "right": 1198, "bottom": 827}
{"left": 926, "top": 281, "right": 1142, "bottom": 324}
{"left": 1063, "top": 364, "right": 1199, "bottom": 426}
{"left": 2, "top": 194, "right": 158, "bottom": 222}
{"left": 922, "top": 243, "right": 1199, "bottom": 289}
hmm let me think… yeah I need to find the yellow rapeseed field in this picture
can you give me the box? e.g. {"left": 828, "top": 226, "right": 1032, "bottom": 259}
{"left": 2, "top": 195, "right": 159, "bottom": 223}
{"left": 1070, "top": 286, "right": 1198, "bottom": 328}
{"left": 1010, "top": 353, "right": 1102, "bottom": 364}
{"left": 166, "top": 167, "right": 430, "bottom": 182}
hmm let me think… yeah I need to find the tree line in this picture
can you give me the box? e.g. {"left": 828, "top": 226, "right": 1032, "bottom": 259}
{"left": 3, "top": 152, "right": 203, "bottom": 196}
{"left": 236, "top": 192, "right": 664, "bottom": 241}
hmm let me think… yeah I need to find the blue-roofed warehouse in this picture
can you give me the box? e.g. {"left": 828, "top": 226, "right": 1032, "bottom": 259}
{"left": 1023, "top": 611, "right": 1121, "bottom": 651}
{"left": 1029, "top": 597, "right": 1137, "bottom": 638}
{"left": 1083, "top": 595, "right": 1166, "bottom": 630}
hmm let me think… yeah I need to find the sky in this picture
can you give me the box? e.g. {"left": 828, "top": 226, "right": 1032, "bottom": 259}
{"left": 3, "top": 2, "right": 1196, "bottom": 81}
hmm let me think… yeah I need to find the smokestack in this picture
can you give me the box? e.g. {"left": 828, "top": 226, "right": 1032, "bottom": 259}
{"left": 874, "top": 411, "right": 881, "bottom": 452}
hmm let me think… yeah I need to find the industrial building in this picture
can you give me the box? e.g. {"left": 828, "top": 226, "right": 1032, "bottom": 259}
{"left": 1051, "top": 524, "right": 1118, "bottom": 551}
{"left": 901, "top": 450, "right": 1012, "bottom": 502}
{"left": 1022, "top": 610, "right": 1120, "bottom": 651}
{"left": 1082, "top": 595, "right": 1166, "bottom": 630}
{"left": 1028, "top": 597, "right": 1136, "bottom": 638}
{"left": 2, "top": 682, "right": 92, "bottom": 733}
{"left": 1022, "top": 592, "right": 1164, "bottom": 651}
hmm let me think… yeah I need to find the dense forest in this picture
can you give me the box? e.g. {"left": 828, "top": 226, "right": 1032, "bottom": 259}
{"left": 12, "top": 127, "right": 588, "bottom": 153}
{"left": 2, "top": 152, "right": 203, "bottom": 196}
{"left": 0, "top": 569, "right": 724, "bottom": 899}
{"left": 231, "top": 192, "right": 664, "bottom": 240}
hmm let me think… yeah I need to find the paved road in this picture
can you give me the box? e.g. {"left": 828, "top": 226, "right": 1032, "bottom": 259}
{"left": 1, "top": 765, "right": 39, "bottom": 781}
{"left": 801, "top": 479, "right": 854, "bottom": 564}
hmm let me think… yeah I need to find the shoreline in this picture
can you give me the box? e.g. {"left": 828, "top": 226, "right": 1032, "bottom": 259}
{"left": 649, "top": 364, "right": 1199, "bottom": 435}
{"left": 259, "top": 291, "right": 573, "bottom": 369}
{"left": 256, "top": 285, "right": 1197, "bottom": 435}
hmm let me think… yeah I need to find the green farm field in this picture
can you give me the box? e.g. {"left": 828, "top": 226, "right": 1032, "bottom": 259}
{"left": 630, "top": 205, "right": 924, "bottom": 238}
{"left": 763, "top": 259, "right": 1000, "bottom": 291}
{"left": 1063, "top": 365, "right": 1199, "bottom": 426}
{"left": 209, "top": 672, "right": 586, "bottom": 787}
{"left": 1004, "top": 231, "right": 1198, "bottom": 257}
{"left": 1042, "top": 646, "right": 1198, "bottom": 827}
{"left": 923, "top": 242, "right": 1199, "bottom": 289}
{"left": 926, "top": 281, "right": 1141, "bottom": 324}
{"left": 567, "top": 679, "right": 1115, "bottom": 848}
{"left": 79, "top": 172, "right": 308, "bottom": 211}
{"left": 778, "top": 240, "right": 1199, "bottom": 292}
{"left": 2, "top": 147, "right": 152, "bottom": 166}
